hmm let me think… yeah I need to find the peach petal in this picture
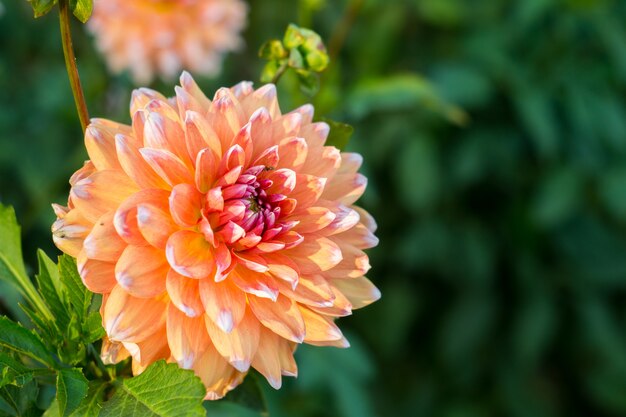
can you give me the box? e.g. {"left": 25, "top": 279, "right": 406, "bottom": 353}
{"left": 115, "top": 133, "right": 168, "bottom": 190}
{"left": 248, "top": 294, "right": 305, "bottom": 343}
{"left": 333, "top": 223, "right": 379, "bottom": 249}
{"left": 166, "top": 230, "right": 216, "bottom": 279}
{"left": 309, "top": 285, "right": 353, "bottom": 317}
{"left": 167, "top": 304, "right": 211, "bottom": 369}
{"left": 229, "top": 267, "right": 279, "bottom": 301}
{"left": 195, "top": 148, "right": 220, "bottom": 193}
{"left": 317, "top": 203, "right": 360, "bottom": 236}
{"left": 291, "top": 206, "right": 336, "bottom": 234}
{"left": 51, "top": 209, "right": 91, "bottom": 258}
{"left": 124, "top": 328, "right": 170, "bottom": 368}
{"left": 266, "top": 168, "right": 296, "bottom": 195}
{"left": 205, "top": 308, "right": 260, "bottom": 372}
{"left": 289, "top": 174, "right": 326, "bottom": 209}
{"left": 233, "top": 251, "right": 269, "bottom": 273}
{"left": 166, "top": 270, "right": 204, "bottom": 318}
{"left": 115, "top": 245, "right": 168, "bottom": 298}
{"left": 169, "top": 183, "right": 203, "bottom": 227}
{"left": 322, "top": 173, "right": 367, "bottom": 206}
{"left": 69, "top": 161, "right": 96, "bottom": 187}
{"left": 77, "top": 249, "right": 117, "bottom": 294}
{"left": 241, "top": 84, "right": 280, "bottom": 120}
{"left": 264, "top": 253, "right": 300, "bottom": 288}
{"left": 130, "top": 88, "right": 169, "bottom": 116}
{"left": 114, "top": 189, "right": 169, "bottom": 246}
{"left": 101, "top": 336, "right": 131, "bottom": 365}
{"left": 299, "top": 121, "right": 329, "bottom": 149}
{"left": 70, "top": 170, "right": 139, "bottom": 223}
{"left": 290, "top": 104, "right": 314, "bottom": 125}
{"left": 276, "top": 274, "right": 334, "bottom": 308}
{"left": 324, "top": 243, "right": 371, "bottom": 279}
{"left": 85, "top": 121, "right": 123, "bottom": 171}
{"left": 209, "top": 92, "right": 245, "bottom": 147}
{"left": 185, "top": 110, "right": 222, "bottom": 163}
{"left": 199, "top": 278, "right": 246, "bottom": 333}
{"left": 83, "top": 211, "right": 126, "bottom": 262}
{"left": 299, "top": 307, "right": 343, "bottom": 343}
{"left": 103, "top": 285, "right": 167, "bottom": 343}
{"left": 302, "top": 146, "right": 341, "bottom": 178}
{"left": 330, "top": 276, "right": 381, "bottom": 310}
{"left": 194, "top": 343, "right": 245, "bottom": 400}
{"left": 251, "top": 328, "right": 283, "bottom": 389}
{"left": 140, "top": 148, "right": 193, "bottom": 187}
{"left": 180, "top": 72, "right": 211, "bottom": 111}
{"left": 353, "top": 206, "right": 377, "bottom": 233}
{"left": 136, "top": 203, "right": 177, "bottom": 249}
{"left": 278, "top": 137, "right": 308, "bottom": 170}
{"left": 284, "top": 236, "right": 343, "bottom": 274}
{"left": 143, "top": 111, "right": 190, "bottom": 164}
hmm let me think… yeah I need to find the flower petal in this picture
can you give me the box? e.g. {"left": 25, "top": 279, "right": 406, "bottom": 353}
{"left": 284, "top": 236, "right": 342, "bottom": 274}
{"left": 140, "top": 148, "right": 193, "bottom": 187}
{"left": 71, "top": 170, "right": 139, "bottom": 223}
{"left": 330, "top": 276, "right": 381, "bottom": 309}
{"left": 166, "top": 270, "right": 204, "bottom": 318}
{"left": 103, "top": 285, "right": 167, "bottom": 343}
{"left": 77, "top": 249, "right": 117, "bottom": 294}
{"left": 83, "top": 211, "right": 126, "bottom": 262}
{"left": 299, "top": 306, "right": 343, "bottom": 343}
{"left": 136, "top": 202, "right": 177, "bottom": 249}
{"left": 248, "top": 294, "right": 305, "bottom": 343}
{"left": 116, "top": 133, "right": 168, "bottom": 190}
{"left": 115, "top": 245, "right": 168, "bottom": 298}
{"left": 205, "top": 308, "right": 260, "bottom": 372}
{"left": 167, "top": 304, "right": 211, "bottom": 369}
{"left": 166, "top": 230, "right": 216, "bottom": 279}
{"left": 199, "top": 277, "right": 246, "bottom": 333}
{"left": 169, "top": 183, "right": 203, "bottom": 227}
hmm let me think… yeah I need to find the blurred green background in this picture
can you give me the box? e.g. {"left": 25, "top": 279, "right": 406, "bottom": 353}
{"left": 3, "top": 0, "right": 626, "bottom": 416}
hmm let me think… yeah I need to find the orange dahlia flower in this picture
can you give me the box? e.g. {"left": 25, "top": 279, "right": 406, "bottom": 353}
{"left": 52, "top": 72, "right": 380, "bottom": 399}
{"left": 87, "top": 0, "right": 247, "bottom": 83}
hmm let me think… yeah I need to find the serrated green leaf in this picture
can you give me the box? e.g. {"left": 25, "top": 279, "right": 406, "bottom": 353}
{"left": 56, "top": 368, "right": 88, "bottom": 417}
{"left": 99, "top": 361, "right": 205, "bottom": 417}
{"left": 36, "top": 251, "right": 69, "bottom": 330}
{"left": 27, "top": 0, "right": 58, "bottom": 17}
{"left": 319, "top": 117, "right": 354, "bottom": 151}
{"left": 58, "top": 255, "right": 91, "bottom": 319}
{"left": 69, "top": 382, "right": 107, "bottom": 417}
{"left": 83, "top": 312, "right": 105, "bottom": 344}
{"left": 69, "top": 0, "right": 92, "bottom": 23}
{"left": 0, "top": 317, "right": 55, "bottom": 368}
{"left": 0, "top": 353, "right": 33, "bottom": 389}
{"left": 0, "top": 205, "right": 28, "bottom": 297}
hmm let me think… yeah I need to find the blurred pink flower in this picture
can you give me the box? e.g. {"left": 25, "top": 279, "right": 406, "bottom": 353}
{"left": 53, "top": 72, "right": 380, "bottom": 399}
{"left": 88, "top": 0, "right": 247, "bottom": 83}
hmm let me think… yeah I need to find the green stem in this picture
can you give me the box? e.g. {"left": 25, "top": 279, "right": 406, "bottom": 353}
{"left": 271, "top": 62, "right": 289, "bottom": 84}
{"left": 59, "top": 0, "right": 89, "bottom": 132}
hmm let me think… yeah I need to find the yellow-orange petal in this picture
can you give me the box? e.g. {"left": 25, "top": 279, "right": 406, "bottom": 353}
{"left": 167, "top": 305, "right": 211, "bottom": 369}
{"left": 136, "top": 202, "right": 177, "bottom": 249}
{"left": 83, "top": 211, "right": 126, "bottom": 262}
{"left": 140, "top": 148, "right": 193, "bottom": 187}
{"left": 322, "top": 173, "right": 367, "bottom": 206}
{"left": 101, "top": 336, "right": 131, "bottom": 365}
{"left": 285, "top": 236, "right": 342, "bottom": 274}
{"left": 115, "top": 245, "right": 168, "bottom": 298}
{"left": 289, "top": 174, "right": 326, "bottom": 209}
{"left": 278, "top": 137, "right": 308, "bottom": 170}
{"left": 291, "top": 206, "right": 336, "bottom": 234}
{"left": 299, "top": 306, "right": 343, "bottom": 343}
{"left": 143, "top": 111, "right": 190, "bottom": 165}
{"left": 229, "top": 267, "right": 279, "bottom": 301}
{"left": 251, "top": 328, "right": 283, "bottom": 389}
{"left": 324, "top": 243, "right": 371, "bottom": 279}
{"left": 248, "top": 294, "right": 305, "bottom": 343}
{"left": 166, "top": 270, "right": 204, "bottom": 318}
{"left": 51, "top": 209, "right": 91, "bottom": 258}
{"left": 332, "top": 223, "right": 379, "bottom": 250}
{"left": 194, "top": 343, "right": 245, "bottom": 400}
{"left": 276, "top": 274, "right": 334, "bottom": 308}
{"left": 330, "top": 276, "right": 381, "bottom": 309}
{"left": 205, "top": 308, "right": 260, "bottom": 372}
{"left": 77, "top": 249, "right": 117, "bottom": 294}
{"left": 114, "top": 188, "right": 169, "bottom": 246}
{"left": 103, "top": 285, "right": 167, "bottom": 343}
{"left": 124, "top": 327, "right": 170, "bottom": 369}
{"left": 169, "top": 183, "right": 203, "bottom": 227}
{"left": 115, "top": 133, "right": 169, "bottom": 190}
{"left": 199, "top": 278, "right": 246, "bottom": 333}
{"left": 166, "top": 230, "right": 216, "bottom": 279}
{"left": 70, "top": 170, "right": 139, "bottom": 223}
{"left": 85, "top": 121, "right": 123, "bottom": 171}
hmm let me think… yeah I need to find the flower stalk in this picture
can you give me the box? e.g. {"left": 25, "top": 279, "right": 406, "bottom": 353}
{"left": 59, "top": 0, "right": 89, "bottom": 132}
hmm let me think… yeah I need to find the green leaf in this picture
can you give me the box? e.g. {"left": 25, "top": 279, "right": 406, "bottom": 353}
{"left": 83, "top": 312, "right": 105, "bottom": 344}
{"left": 319, "top": 117, "right": 354, "bottom": 151}
{"left": 36, "top": 251, "right": 69, "bottom": 330}
{"left": 0, "top": 353, "right": 34, "bottom": 389}
{"left": 69, "top": 382, "right": 107, "bottom": 417}
{"left": 283, "top": 24, "right": 305, "bottom": 49}
{"left": 0, "top": 316, "right": 55, "bottom": 368}
{"left": 0, "top": 205, "right": 28, "bottom": 297}
{"left": 58, "top": 255, "right": 91, "bottom": 319}
{"left": 99, "top": 361, "right": 206, "bottom": 417}
{"left": 56, "top": 368, "right": 88, "bottom": 417}
{"left": 69, "top": 0, "right": 92, "bottom": 23}
{"left": 27, "top": 0, "right": 58, "bottom": 18}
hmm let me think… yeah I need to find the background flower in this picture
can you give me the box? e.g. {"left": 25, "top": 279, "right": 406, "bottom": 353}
{"left": 52, "top": 72, "right": 379, "bottom": 399}
{"left": 87, "top": 0, "right": 247, "bottom": 83}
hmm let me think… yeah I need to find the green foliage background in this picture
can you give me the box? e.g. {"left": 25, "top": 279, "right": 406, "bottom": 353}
{"left": 2, "top": 0, "right": 626, "bottom": 416}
